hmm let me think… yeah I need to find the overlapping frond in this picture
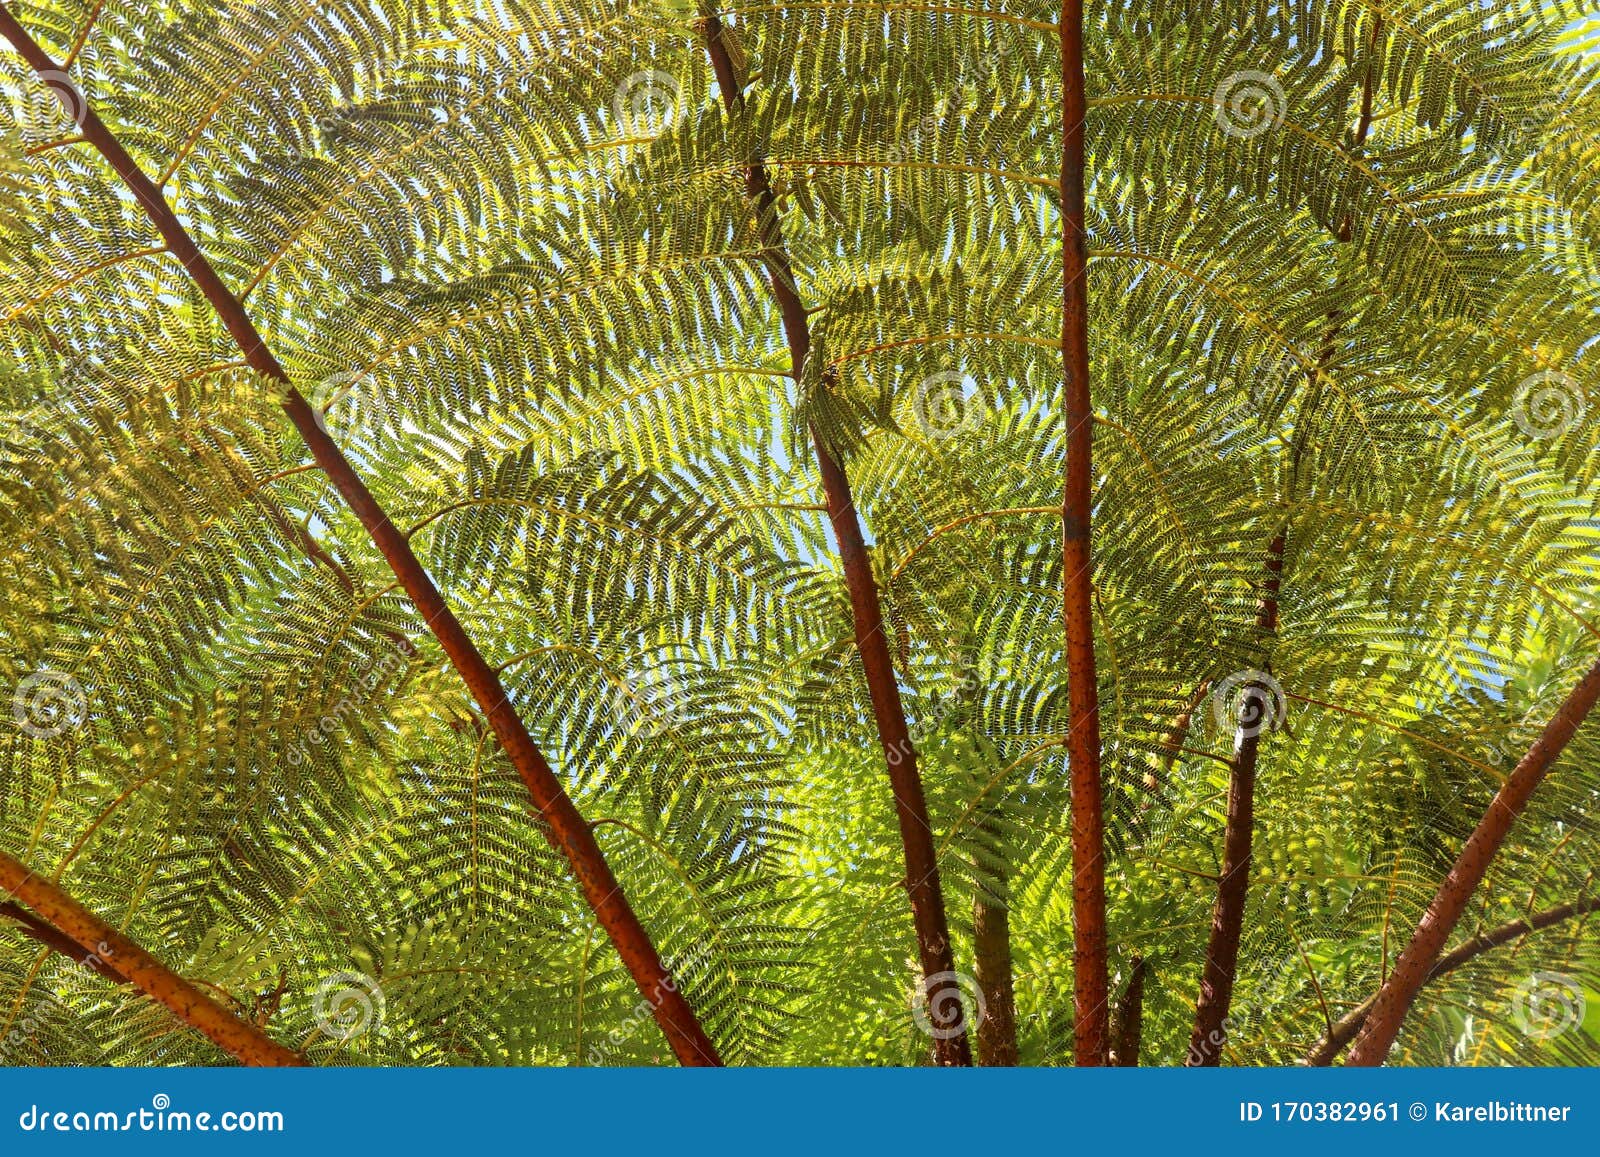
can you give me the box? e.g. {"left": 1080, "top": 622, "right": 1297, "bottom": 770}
{"left": 2, "top": 0, "right": 1596, "bottom": 1067}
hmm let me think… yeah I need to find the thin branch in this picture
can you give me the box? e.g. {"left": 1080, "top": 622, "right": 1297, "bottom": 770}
{"left": 1345, "top": 658, "right": 1600, "bottom": 1064}
{"left": 1309, "top": 894, "right": 1600, "bottom": 1065}
{"left": 1142, "top": 681, "right": 1211, "bottom": 796}
{"left": 2, "top": 246, "right": 168, "bottom": 323}
{"left": 0, "top": 5, "right": 719, "bottom": 1068}
{"left": 1273, "top": 499, "right": 1600, "bottom": 642}
{"left": 1287, "top": 692, "right": 1506, "bottom": 781}
{"left": 0, "top": 901, "right": 127, "bottom": 983}
{"left": 0, "top": 851, "right": 304, "bottom": 1065}
{"left": 62, "top": 0, "right": 105, "bottom": 66}
{"left": 1186, "top": 31, "right": 1383, "bottom": 1063}
{"left": 765, "top": 155, "right": 1058, "bottom": 192}
{"left": 890, "top": 506, "right": 1061, "bottom": 581}
{"left": 829, "top": 330, "right": 1059, "bottom": 369}
{"left": 1186, "top": 531, "right": 1284, "bottom": 1065}
{"left": 1285, "top": 912, "right": 1335, "bottom": 1036}
{"left": 734, "top": 2, "right": 1058, "bottom": 33}
{"left": 698, "top": 10, "right": 970, "bottom": 1065}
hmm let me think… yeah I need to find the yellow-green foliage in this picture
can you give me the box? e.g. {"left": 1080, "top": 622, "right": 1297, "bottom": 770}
{"left": 0, "top": 0, "right": 1596, "bottom": 1065}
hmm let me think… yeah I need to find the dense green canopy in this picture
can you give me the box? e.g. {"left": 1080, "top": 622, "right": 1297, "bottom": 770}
{"left": 1, "top": 0, "right": 1597, "bottom": 1066}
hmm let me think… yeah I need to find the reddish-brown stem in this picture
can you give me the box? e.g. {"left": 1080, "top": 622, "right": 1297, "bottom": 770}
{"left": 1186, "top": 24, "right": 1383, "bottom": 1060}
{"left": 1333, "top": 5, "right": 1600, "bottom": 1064}
{"left": 1186, "top": 533, "right": 1284, "bottom": 1065}
{"left": 700, "top": 13, "right": 970, "bottom": 1064}
{"left": 0, "top": 900, "right": 127, "bottom": 983}
{"left": 1141, "top": 682, "right": 1210, "bottom": 807}
{"left": 0, "top": 7, "right": 719, "bottom": 1067}
{"left": 1324, "top": 15, "right": 1600, "bottom": 1061}
{"left": 1346, "top": 658, "right": 1600, "bottom": 1064}
{"left": 0, "top": 851, "right": 304, "bottom": 1065}
{"left": 1307, "top": 894, "right": 1600, "bottom": 1065}
{"left": 1060, "top": 0, "right": 1108, "bottom": 1066}
{"left": 973, "top": 854, "right": 1019, "bottom": 1066}
{"left": 1109, "top": 955, "right": 1148, "bottom": 1066}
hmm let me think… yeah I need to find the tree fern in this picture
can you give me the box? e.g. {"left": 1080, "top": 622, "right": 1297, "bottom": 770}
{"left": 2, "top": 0, "right": 1597, "bottom": 1068}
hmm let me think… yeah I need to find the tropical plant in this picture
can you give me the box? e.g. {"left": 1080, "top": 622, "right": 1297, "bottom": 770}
{"left": 1, "top": 0, "right": 1596, "bottom": 1068}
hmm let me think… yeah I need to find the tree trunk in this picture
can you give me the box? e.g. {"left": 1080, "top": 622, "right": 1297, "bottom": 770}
{"left": 973, "top": 858, "right": 1019, "bottom": 1066}
{"left": 1346, "top": 657, "right": 1600, "bottom": 1064}
{"left": 1059, "top": 0, "right": 1109, "bottom": 1068}
{"left": 0, "top": 851, "right": 304, "bottom": 1065}
{"left": 1306, "top": 895, "right": 1600, "bottom": 1065}
{"left": 1187, "top": 533, "right": 1283, "bottom": 1065}
{"left": 700, "top": 14, "right": 971, "bottom": 1065}
{"left": 0, "top": 6, "right": 720, "bottom": 1068}
{"left": 1109, "top": 955, "right": 1148, "bottom": 1066}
